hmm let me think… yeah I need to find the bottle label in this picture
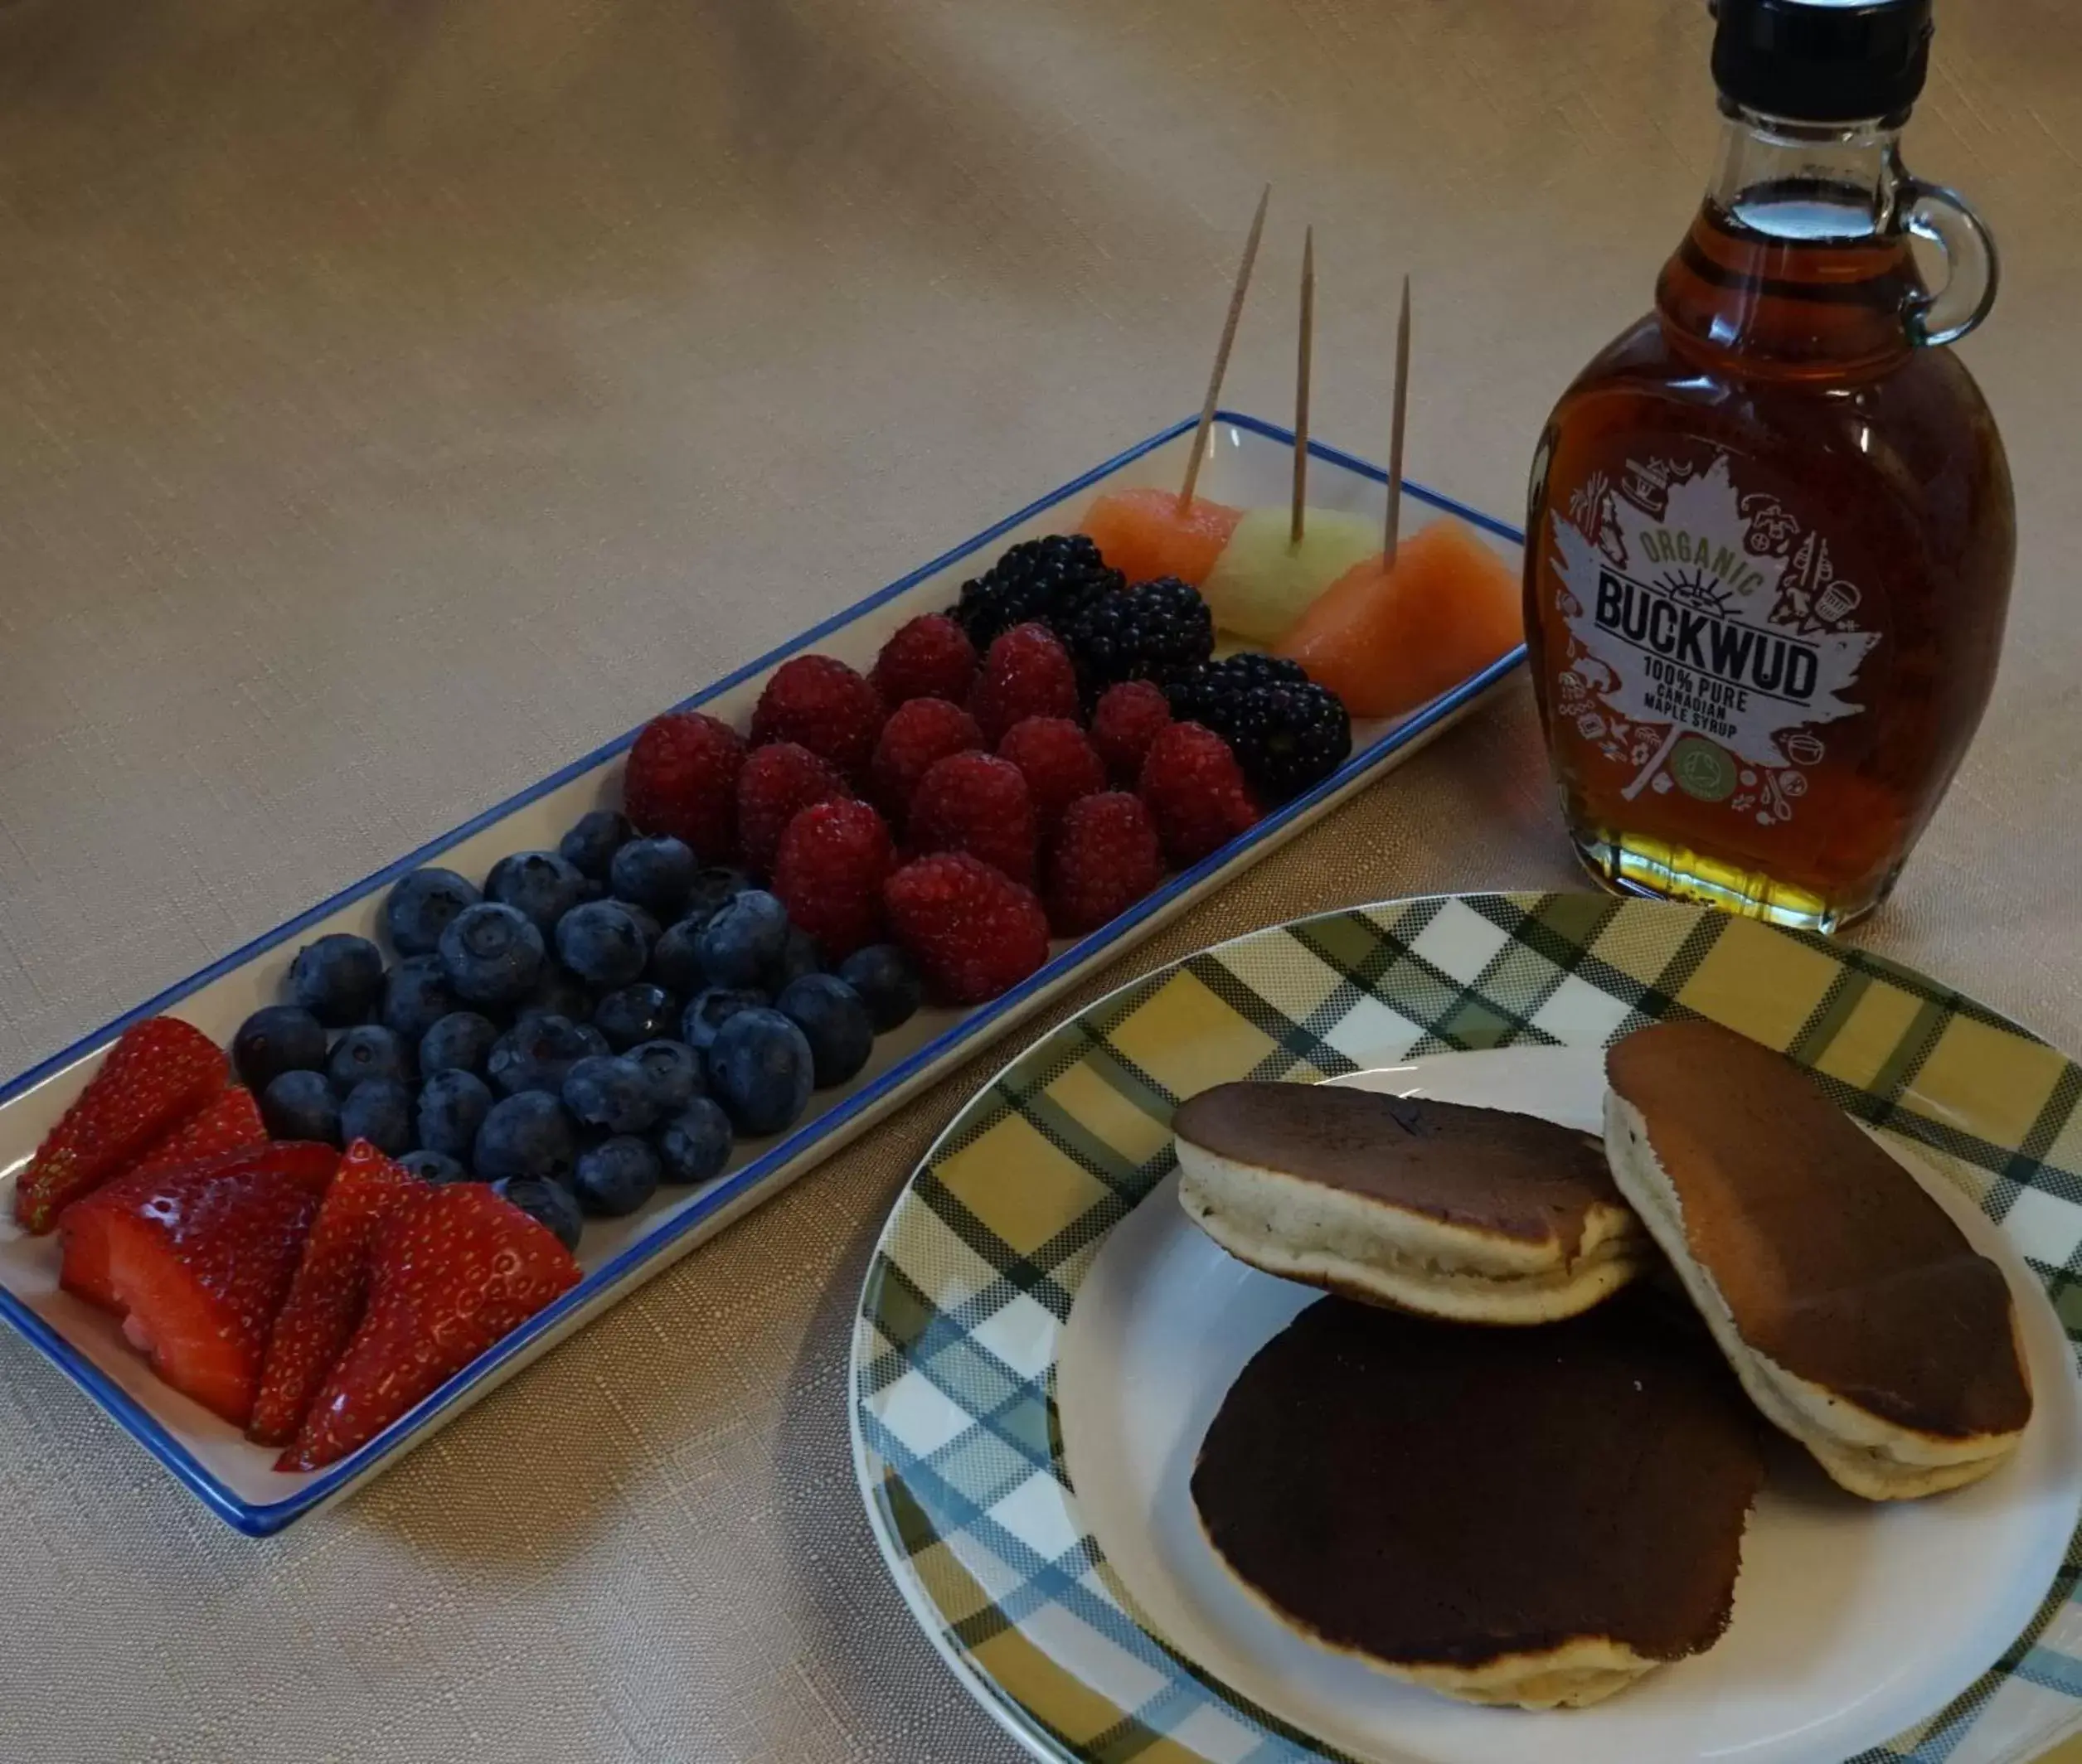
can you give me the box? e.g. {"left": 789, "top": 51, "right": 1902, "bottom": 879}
{"left": 1542, "top": 450, "right": 1879, "bottom": 822}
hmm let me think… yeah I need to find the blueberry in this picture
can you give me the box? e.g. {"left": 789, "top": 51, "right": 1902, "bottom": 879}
{"left": 573, "top": 1136, "right": 661, "bottom": 1216}
{"left": 495, "top": 1175, "right": 584, "bottom": 1252}
{"left": 697, "top": 889, "right": 790, "bottom": 989}
{"left": 572, "top": 876, "right": 608, "bottom": 905}
{"left": 559, "top": 809, "right": 633, "bottom": 881}
{"left": 232, "top": 1005, "right": 328, "bottom": 1093}
{"left": 777, "top": 974, "right": 875, "bottom": 1088}
{"left": 706, "top": 1007, "right": 814, "bottom": 1136}
{"left": 685, "top": 866, "right": 753, "bottom": 928}
{"left": 594, "top": 982, "right": 679, "bottom": 1051}
{"left": 419, "top": 1068, "right": 494, "bottom": 1160}
{"left": 628, "top": 1040, "right": 703, "bottom": 1115}
{"left": 439, "top": 903, "right": 546, "bottom": 1006}
{"left": 260, "top": 1069, "right": 342, "bottom": 1145}
{"left": 654, "top": 1099, "right": 733, "bottom": 1185}
{"left": 836, "top": 944, "right": 923, "bottom": 1033}
{"left": 399, "top": 1148, "right": 468, "bottom": 1184}
{"left": 488, "top": 1014, "right": 595, "bottom": 1098}
{"left": 563, "top": 1055, "right": 660, "bottom": 1136}
{"left": 517, "top": 962, "right": 594, "bottom": 1025}
{"left": 381, "top": 953, "right": 457, "bottom": 1042}
{"left": 682, "top": 986, "right": 769, "bottom": 1053}
{"left": 475, "top": 1092, "right": 579, "bottom": 1186}
{"left": 648, "top": 918, "right": 710, "bottom": 996}
{"left": 419, "top": 1010, "right": 501, "bottom": 1078}
{"left": 770, "top": 925, "right": 823, "bottom": 991}
{"left": 619, "top": 903, "right": 662, "bottom": 950}
{"left": 289, "top": 933, "right": 385, "bottom": 1027}
{"left": 384, "top": 867, "right": 481, "bottom": 957}
{"left": 609, "top": 835, "right": 698, "bottom": 918}
{"left": 485, "top": 850, "right": 587, "bottom": 934}
{"left": 328, "top": 1024, "right": 413, "bottom": 1092}
{"left": 341, "top": 1078, "right": 417, "bottom": 1156}
{"left": 555, "top": 900, "right": 650, "bottom": 990}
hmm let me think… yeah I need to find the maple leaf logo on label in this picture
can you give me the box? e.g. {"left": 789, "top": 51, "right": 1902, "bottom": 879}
{"left": 1548, "top": 453, "right": 1877, "bottom": 817}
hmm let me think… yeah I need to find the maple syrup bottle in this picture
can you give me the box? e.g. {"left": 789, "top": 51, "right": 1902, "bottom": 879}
{"left": 1523, "top": 0, "right": 2013, "bottom": 931}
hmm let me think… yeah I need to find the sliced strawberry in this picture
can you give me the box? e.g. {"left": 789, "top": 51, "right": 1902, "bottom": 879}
{"left": 57, "top": 1183, "right": 139, "bottom": 1315}
{"left": 135, "top": 1085, "right": 268, "bottom": 1170}
{"left": 57, "top": 1087, "right": 271, "bottom": 1311}
{"left": 280, "top": 1183, "right": 581, "bottom": 1471}
{"left": 75, "top": 1142, "right": 338, "bottom": 1425}
{"left": 247, "top": 1141, "right": 421, "bottom": 1448}
{"left": 14, "top": 1018, "right": 229, "bottom": 1233}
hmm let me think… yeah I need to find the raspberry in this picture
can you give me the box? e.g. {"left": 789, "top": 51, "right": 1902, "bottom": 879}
{"left": 1089, "top": 681, "right": 1173, "bottom": 785}
{"left": 1138, "top": 720, "right": 1261, "bottom": 866}
{"left": 750, "top": 654, "right": 886, "bottom": 783}
{"left": 771, "top": 799, "right": 895, "bottom": 958}
{"left": 884, "top": 854, "right": 1051, "bottom": 1005}
{"left": 909, "top": 751, "right": 1038, "bottom": 885}
{"left": 871, "top": 614, "right": 978, "bottom": 708}
{"left": 968, "top": 623, "right": 1079, "bottom": 746}
{"left": 870, "top": 697, "right": 984, "bottom": 826}
{"left": 1046, "top": 792, "right": 1165, "bottom": 935}
{"left": 997, "top": 717, "right": 1105, "bottom": 837}
{"left": 624, "top": 711, "right": 745, "bottom": 861}
{"left": 737, "top": 741, "right": 852, "bottom": 879}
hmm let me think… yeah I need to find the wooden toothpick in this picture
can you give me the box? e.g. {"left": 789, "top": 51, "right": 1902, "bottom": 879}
{"left": 1382, "top": 274, "right": 1411, "bottom": 565}
{"left": 1178, "top": 184, "right": 1272, "bottom": 511}
{"left": 1291, "top": 225, "right": 1314, "bottom": 546}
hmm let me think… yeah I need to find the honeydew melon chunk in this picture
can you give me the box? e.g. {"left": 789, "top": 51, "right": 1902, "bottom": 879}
{"left": 1200, "top": 506, "right": 1381, "bottom": 644}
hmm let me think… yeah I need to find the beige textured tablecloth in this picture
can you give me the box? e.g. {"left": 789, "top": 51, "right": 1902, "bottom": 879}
{"left": 3, "top": 1, "right": 2080, "bottom": 1758}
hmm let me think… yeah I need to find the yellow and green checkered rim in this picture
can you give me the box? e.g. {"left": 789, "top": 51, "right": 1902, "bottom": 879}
{"left": 852, "top": 893, "right": 2082, "bottom": 1764}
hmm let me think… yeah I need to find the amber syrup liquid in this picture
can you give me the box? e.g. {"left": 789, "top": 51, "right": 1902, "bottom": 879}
{"left": 1525, "top": 192, "right": 2014, "bottom": 930}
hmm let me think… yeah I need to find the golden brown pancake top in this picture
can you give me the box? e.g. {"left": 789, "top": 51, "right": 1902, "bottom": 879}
{"left": 1172, "top": 1082, "right": 1622, "bottom": 1253}
{"left": 1191, "top": 1296, "right": 1763, "bottom": 1668}
{"left": 1608, "top": 1020, "right": 2031, "bottom": 1442}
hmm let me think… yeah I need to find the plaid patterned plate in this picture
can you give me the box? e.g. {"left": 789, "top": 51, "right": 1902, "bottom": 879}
{"left": 850, "top": 892, "right": 2082, "bottom": 1764}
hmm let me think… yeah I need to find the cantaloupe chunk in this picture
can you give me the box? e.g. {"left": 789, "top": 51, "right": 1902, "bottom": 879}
{"left": 1200, "top": 507, "right": 1380, "bottom": 644}
{"left": 1080, "top": 487, "right": 1242, "bottom": 588}
{"left": 1276, "top": 519, "right": 1524, "bottom": 720}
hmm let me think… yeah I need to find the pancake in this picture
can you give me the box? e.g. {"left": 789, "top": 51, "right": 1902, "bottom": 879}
{"left": 1191, "top": 1295, "right": 1764, "bottom": 1709}
{"left": 1604, "top": 1020, "right": 2033, "bottom": 1500}
{"left": 1172, "top": 1081, "right": 1648, "bottom": 1323}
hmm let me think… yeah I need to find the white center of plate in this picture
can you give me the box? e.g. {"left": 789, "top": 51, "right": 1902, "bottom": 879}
{"left": 1056, "top": 1047, "right": 2082, "bottom": 1764}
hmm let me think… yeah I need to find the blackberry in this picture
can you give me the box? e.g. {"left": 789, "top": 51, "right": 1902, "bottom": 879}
{"left": 1226, "top": 678, "right": 1352, "bottom": 802}
{"left": 1165, "top": 653, "right": 1308, "bottom": 728}
{"left": 1059, "top": 576, "right": 1213, "bottom": 699}
{"left": 948, "top": 534, "right": 1124, "bottom": 651}
{"left": 1166, "top": 655, "right": 1351, "bottom": 803}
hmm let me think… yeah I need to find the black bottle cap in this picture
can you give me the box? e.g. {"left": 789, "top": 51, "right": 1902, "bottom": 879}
{"left": 1711, "top": 0, "right": 1933, "bottom": 124}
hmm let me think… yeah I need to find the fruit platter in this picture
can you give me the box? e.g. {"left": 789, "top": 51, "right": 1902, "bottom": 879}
{"left": 0, "top": 411, "right": 1524, "bottom": 1533}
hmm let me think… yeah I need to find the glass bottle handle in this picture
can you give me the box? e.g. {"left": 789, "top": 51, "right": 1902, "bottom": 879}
{"left": 1898, "top": 175, "right": 2000, "bottom": 348}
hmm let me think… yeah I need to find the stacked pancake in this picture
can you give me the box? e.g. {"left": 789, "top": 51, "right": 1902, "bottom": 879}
{"left": 1605, "top": 1020, "right": 2032, "bottom": 1500}
{"left": 1172, "top": 1024, "right": 2033, "bottom": 1713}
{"left": 1191, "top": 1294, "right": 1763, "bottom": 1709}
{"left": 1173, "top": 1083, "right": 1646, "bottom": 1324}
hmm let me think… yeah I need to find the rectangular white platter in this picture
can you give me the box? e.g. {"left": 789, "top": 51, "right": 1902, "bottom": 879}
{"left": 0, "top": 412, "right": 1525, "bottom": 1534}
